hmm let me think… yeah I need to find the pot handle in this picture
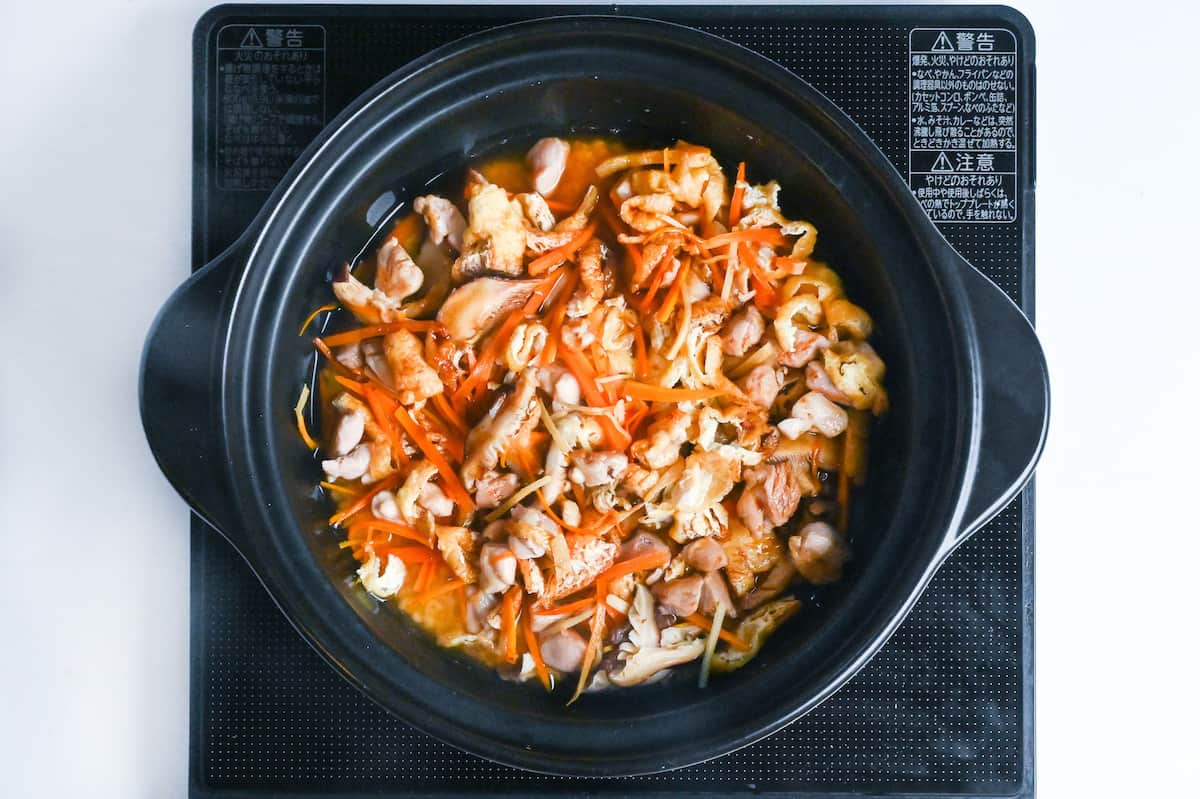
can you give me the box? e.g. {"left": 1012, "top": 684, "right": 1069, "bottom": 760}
{"left": 945, "top": 253, "right": 1050, "bottom": 552}
{"left": 140, "top": 239, "right": 249, "bottom": 548}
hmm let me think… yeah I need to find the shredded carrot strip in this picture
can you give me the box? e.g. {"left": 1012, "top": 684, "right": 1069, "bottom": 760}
{"left": 413, "top": 559, "right": 431, "bottom": 592}
{"left": 299, "top": 303, "right": 337, "bottom": 335}
{"left": 533, "top": 595, "right": 596, "bottom": 616}
{"left": 333, "top": 375, "right": 367, "bottom": 397}
{"left": 654, "top": 263, "right": 688, "bottom": 323}
{"left": 620, "top": 381, "right": 723, "bottom": 403}
{"left": 320, "top": 320, "right": 445, "bottom": 348}
{"left": 293, "top": 385, "right": 319, "bottom": 450}
{"left": 526, "top": 224, "right": 596, "bottom": 274}
{"left": 633, "top": 251, "right": 672, "bottom": 313}
{"left": 683, "top": 613, "right": 752, "bottom": 652}
{"left": 431, "top": 393, "right": 468, "bottom": 437}
{"left": 412, "top": 578, "right": 465, "bottom": 604}
{"left": 320, "top": 481, "right": 356, "bottom": 496}
{"left": 329, "top": 472, "right": 405, "bottom": 526}
{"left": 703, "top": 227, "right": 787, "bottom": 248}
{"left": 535, "top": 490, "right": 586, "bottom": 533}
{"left": 540, "top": 270, "right": 579, "bottom": 366}
{"left": 521, "top": 610, "right": 553, "bottom": 690}
{"left": 392, "top": 404, "right": 475, "bottom": 510}
{"left": 349, "top": 517, "right": 431, "bottom": 547}
{"left": 544, "top": 197, "right": 574, "bottom": 213}
{"left": 559, "top": 345, "right": 610, "bottom": 406}
{"left": 373, "top": 545, "right": 435, "bottom": 564}
{"left": 313, "top": 337, "right": 369, "bottom": 382}
{"left": 569, "top": 585, "right": 608, "bottom": 704}
{"left": 728, "top": 161, "right": 747, "bottom": 226}
{"left": 596, "top": 549, "right": 670, "bottom": 586}
{"left": 362, "top": 386, "right": 411, "bottom": 466}
{"left": 500, "top": 586, "right": 522, "bottom": 664}
{"left": 741, "top": 242, "right": 780, "bottom": 310}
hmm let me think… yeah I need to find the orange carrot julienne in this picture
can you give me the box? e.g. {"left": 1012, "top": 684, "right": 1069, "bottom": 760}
{"left": 533, "top": 595, "right": 596, "bottom": 616}
{"left": 703, "top": 227, "right": 787, "bottom": 248}
{"left": 363, "top": 386, "right": 411, "bottom": 466}
{"left": 349, "top": 517, "right": 432, "bottom": 547}
{"left": 540, "top": 269, "right": 580, "bottom": 366}
{"left": 320, "top": 320, "right": 445, "bottom": 348}
{"left": 431, "top": 393, "right": 468, "bottom": 437}
{"left": 534, "top": 490, "right": 586, "bottom": 533}
{"left": 559, "top": 345, "right": 610, "bottom": 407}
{"left": 313, "top": 337, "right": 369, "bottom": 382}
{"left": 320, "top": 480, "right": 356, "bottom": 496}
{"left": 521, "top": 610, "right": 552, "bottom": 690}
{"left": 329, "top": 471, "right": 405, "bottom": 526}
{"left": 392, "top": 404, "right": 475, "bottom": 510}
{"left": 333, "top": 375, "right": 368, "bottom": 397}
{"left": 728, "top": 161, "right": 747, "bottom": 226}
{"left": 597, "top": 549, "right": 670, "bottom": 585}
{"left": 374, "top": 546, "right": 435, "bottom": 565}
{"left": 654, "top": 263, "right": 689, "bottom": 323}
{"left": 526, "top": 224, "right": 596, "bottom": 274}
{"left": 620, "top": 381, "right": 723, "bottom": 403}
{"left": 500, "top": 586, "right": 522, "bottom": 663}
{"left": 740, "top": 242, "right": 780, "bottom": 309}
{"left": 682, "top": 613, "right": 751, "bottom": 652}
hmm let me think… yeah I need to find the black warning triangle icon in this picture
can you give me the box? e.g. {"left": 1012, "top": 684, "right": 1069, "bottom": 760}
{"left": 931, "top": 152, "right": 955, "bottom": 173}
{"left": 240, "top": 28, "right": 264, "bottom": 48}
{"left": 931, "top": 31, "right": 955, "bottom": 52}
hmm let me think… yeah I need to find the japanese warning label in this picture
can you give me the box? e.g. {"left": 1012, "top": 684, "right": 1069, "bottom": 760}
{"left": 215, "top": 25, "right": 326, "bottom": 191}
{"left": 908, "top": 29, "right": 1017, "bottom": 223}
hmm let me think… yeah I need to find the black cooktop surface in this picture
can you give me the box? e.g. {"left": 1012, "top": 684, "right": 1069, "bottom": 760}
{"left": 189, "top": 5, "right": 1036, "bottom": 797}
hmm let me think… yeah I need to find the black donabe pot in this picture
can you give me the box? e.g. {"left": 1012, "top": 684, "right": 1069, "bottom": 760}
{"left": 141, "top": 17, "right": 1048, "bottom": 776}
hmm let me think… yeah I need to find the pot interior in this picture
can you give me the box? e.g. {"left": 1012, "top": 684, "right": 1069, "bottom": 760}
{"left": 230, "top": 21, "right": 970, "bottom": 772}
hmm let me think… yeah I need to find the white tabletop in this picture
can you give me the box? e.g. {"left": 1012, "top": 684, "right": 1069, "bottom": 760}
{"left": 2, "top": 0, "right": 1197, "bottom": 796}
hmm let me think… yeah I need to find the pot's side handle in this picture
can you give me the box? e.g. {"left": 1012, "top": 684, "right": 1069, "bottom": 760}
{"left": 946, "top": 254, "right": 1050, "bottom": 552}
{"left": 140, "top": 241, "right": 248, "bottom": 550}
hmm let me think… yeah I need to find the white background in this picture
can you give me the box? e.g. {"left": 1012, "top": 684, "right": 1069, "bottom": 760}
{"left": 2, "top": 0, "right": 1197, "bottom": 796}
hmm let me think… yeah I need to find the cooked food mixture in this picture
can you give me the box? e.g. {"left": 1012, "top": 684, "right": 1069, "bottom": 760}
{"left": 296, "top": 138, "right": 887, "bottom": 696}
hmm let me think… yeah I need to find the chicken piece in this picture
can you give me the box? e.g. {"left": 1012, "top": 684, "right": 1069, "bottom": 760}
{"left": 322, "top": 443, "right": 371, "bottom": 482}
{"left": 778, "top": 329, "right": 829, "bottom": 369}
{"left": 823, "top": 342, "right": 888, "bottom": 414}
{"left": 664, "top": 452, "right": 739, "bottom": 543}
{"left": 734, "top": 181, "right": 818, "bottom": 240}
{"left": 805, "top": 360, "right": 853, "bottom": 405}
{"left": 682, "top": 536, "right": 728, "bottom": 572}
{"left": 722, "top": 518, "right": 785, "bottom": 596}
{"left": 437, "top": 276, "right": 540, "bottom": 342}
{"left": 478, "top": 543, "right": 518, "bottom": 594}
{"left": 474, "top": 471, "right": 520, "bottom": 509}
{"left": 620, "top": 464, "right": 661, "bottom": 500}
{"left": 360, "top": 337, "right": 395, "bottom": 388}
{"left": 516, "top": 192, "right": 556, "bottom": 231}
{"left": 698, "top": 571, "right": 737, "bottom": 618}
{"left": 738, "top": 364, "right": 784, "bottom": 410}
{"left": 541, "top": 535, "right": 619, "bottom": 603}
{"left": 334, "top": 342, "right": 364, "bottom": 370}
{"left": 694, "top": 402, "right": 772, "bottom": 466}
{"left": 382, "top": 329, "right": 443, "bottom": 404}
{"left": 462, "top": 371, "right": 539, "bottom": 488}
{"left": 370, "top": 490, "right": 401, "bottom": 521}
{"left": 568, "top": 451, "right": 629, "bottom": 487}
{"left": 526, "top": 137, "right": 569, "bottom": 196}
{"left": 630, "top": 408, "right": 692, "bottom": 469}
{"left": 540, "top": 629, "right": 587, "bottom": 672}
{"left": 721, "top": 305, "right": 765, "bottom": 357}
{"left": 392, "top": 461, "right": 439, "bottom": 528}
{"left": 736, "top": 458, "right": 816, "bottom": 538}
{"left": 620, "top": 531, "right": 672, "bottom": 563}
{"left": 357, "top": 552, "right": 407, "bottom": 599}
{"left": 566, "top": 240, "right": 609, "bottom": 318}
{"left": 536, "top": 364, "right": 581, "bottom": 407}
{"left": 435, "top": 525, "right": 478, "bottom": 584}
{"left": 525, "top": 186, "right": 602, "bottom": 258}
{"left": 413, "top": 194, "right": 466, "bottom": 252}
{"left": 332, "top": 392, "right": 400, "bottom": 481}
{"left": 331, "top": 408, "right": 366, "bottom": 457}
{"left": 778, "top": 392, "right": 849, "bottom": 439}
{"left": 788, "top": 521, "right": 850, "bottom": 585}
{"left": 453, "top": 184, "right": 527, "bottom": 281}
{"left": 331, "top": 266, "right": 405, "bottom": 325}
{"left": 374, "top": 236, "right": 425, "bottom": 302}
{"left": 418, "top": 481, "right": 454, "bottom": 519}
{"left": 652, "top": 575, "right": 703, "bottom": 616}
{"left": 620, "top": 192, "right": 675, "bottom": 232}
